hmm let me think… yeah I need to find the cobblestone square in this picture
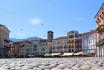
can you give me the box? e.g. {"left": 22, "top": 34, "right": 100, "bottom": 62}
{"left": 0, "top": 57, "right": 104, "bottom": 70}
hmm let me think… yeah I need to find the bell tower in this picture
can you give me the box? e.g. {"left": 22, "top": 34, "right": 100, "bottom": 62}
{"left": 47, "top": 31, "right": 54, "bottom": 54}
{"left": 47, "top": 31, "right": 53, "bottom": 42}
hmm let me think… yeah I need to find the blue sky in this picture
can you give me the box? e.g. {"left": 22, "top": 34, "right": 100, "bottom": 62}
{"left": 0, "top": 0, "right": 103, "bottom": 39}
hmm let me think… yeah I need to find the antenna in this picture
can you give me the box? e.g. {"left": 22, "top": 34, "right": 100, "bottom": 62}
{"left": 41, "top": 23, "right": 46, "bottom": 38}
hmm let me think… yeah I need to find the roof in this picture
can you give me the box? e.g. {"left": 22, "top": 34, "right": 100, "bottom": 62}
{"left": 95, "top": 2, "right": 104, "bottom": 18}
{"left": 0, "top": 24, "right": 4, "bottom": 26}
{"left": 67, "top": 31, "right": 78, "bottom": 34}
{"left": 81, "top": 30, "right": 96, "bottom": 35}
{"left": 39, "top": 39, "right": 47, "bottom": 43}
{"left": 0, "top": 24, "right": 10, "bottom": 32}
{"left": 13, "top": 40, "right": 32, "bottom": 45}
{"left": 32, "top": 39, "right": 47, "bottom": 45}
{"left": 48, "top": 31, "right": 54, "bottom": 33}
{"left": 54, "top": 36, "right": 67, "bottom": 40}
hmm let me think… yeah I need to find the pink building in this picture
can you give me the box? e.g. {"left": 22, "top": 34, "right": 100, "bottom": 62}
{"left": 52, "top": 36, "right": 68, "bottom": 53}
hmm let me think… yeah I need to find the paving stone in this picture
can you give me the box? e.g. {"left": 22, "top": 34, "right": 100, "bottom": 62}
{"left": 51, "top": 68, "right": 62, "bottom": 70}
{"left": 80, "top": 65, "right": 91, "bottom": 70}
{"left": 57, "top": 64, "right": 66, "bottom": 69}
{"left": 0, "top": 58, "right": 104, "bottom": 70}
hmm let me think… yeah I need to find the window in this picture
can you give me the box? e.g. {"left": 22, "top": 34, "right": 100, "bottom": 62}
{"left": 64, "top": 45, "right": 67, "bottom": 48}
{"left": 60, "top": 45, "right": 62, "bottom": 48}
{"left": 57, "top": 46, "right": 60, "bottom": 49}
{"left": 68, "top": 40, "right": 73, "bottom": 43}
{"left": 69, "top": 35, "right": 73, "bottom": 38}
{"left": 34, "top": 45, "right": 37, "bottom": 47}
{"left": 26, "top": 49, "right": 30, "bottom": 52}
{"left": 34, "top": 48, "right": 37, "bottom": 51}
{"left": 53, "top": 47, "right": 55, "bottom": 49}
{"left": 34, "top": 45, "right": 37, "bottom": 51}
{"left": 102, "top": 11, "right": 104, "bottom": 15}
{"left": 69, "top": 49, "right": 71, "bottom": 52}
{"left": 42, "top": 47, "right": 45, "bottom": 50}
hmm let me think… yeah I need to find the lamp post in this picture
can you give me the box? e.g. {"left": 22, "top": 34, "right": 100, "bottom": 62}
{"left": 74, "top": 33, "right": 76, "bottom": 53}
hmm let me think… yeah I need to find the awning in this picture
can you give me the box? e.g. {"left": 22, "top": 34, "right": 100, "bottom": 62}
{"left": 28, "top": 55, "right": 34, "bottom": 57}
{"left": 81, "top": 52, "right": 89, "bottom": 55}
{"left": 74, "top": 52, "right": 83, "bottom": 55}
{"left": 62, "top": 53, "right": 74, "bottom": 56}
{"left": 44, "top": 54, "right": 51, "bottom": 56}
{"left": 51, "top": 53, "right": 61, "bottom": 56}
{"left": 89, "top": 50, "right": 96, "bottom": 54}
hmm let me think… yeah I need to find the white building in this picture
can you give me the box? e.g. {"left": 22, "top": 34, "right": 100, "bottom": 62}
{"left": 81, "top": 30, "right": 97, "bottom": 55}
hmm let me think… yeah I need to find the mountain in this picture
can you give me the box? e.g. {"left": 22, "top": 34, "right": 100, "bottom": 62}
{"left": 26, "top": 37, "right": 42, "bottom": 41}
{"left": 10, "top": 38, "right": 23, "bottom": 42}
{"left": 10, "top": 37, "right": 42, "bottom": 42}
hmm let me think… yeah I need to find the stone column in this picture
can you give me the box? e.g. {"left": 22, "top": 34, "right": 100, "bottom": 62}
{"left": 100, "top": 47, "right": 102, "bottom": 57}
{"left": 102, "top": 46, "right": 104, "bottom": 57}
{"left": 101, "top": 47, "right": 103, "bottom": 57}
{"left": 99, "top": 47, "right": 101, "bottom": 57}
{"left": 100, "top": 46, "right": 101, "bottom": 57}
{"left": 96, "top": 47, "right": 98, "bottom": 57}
{"left": 103, "top": 46, "right": 104, "bottom": 57}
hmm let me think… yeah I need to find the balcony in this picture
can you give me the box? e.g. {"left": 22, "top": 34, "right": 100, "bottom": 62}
{"left": 96, "top": 24, "right": 104, "bottom": 33}
{"left": 4, "top": 39, "right": 10, "bottom": 43}
{"left": 96, "top": 38, "right": 104, "bottom": 46}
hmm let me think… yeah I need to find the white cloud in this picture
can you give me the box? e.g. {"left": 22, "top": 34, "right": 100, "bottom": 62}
{"left": 29, "top": 18, "right": 42, "bottom": 25}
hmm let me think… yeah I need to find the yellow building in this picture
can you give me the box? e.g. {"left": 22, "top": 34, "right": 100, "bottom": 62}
{"left": 96, "top": 2, "right": 104, "bottom": 57}
{"left": 0, "top": 24, "right": 10, "bottom": 58}
{"left": 67, "top": 31, "right": 82, "bottom": 53}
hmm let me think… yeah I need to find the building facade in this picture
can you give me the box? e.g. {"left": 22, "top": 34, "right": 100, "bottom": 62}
{"left": 13, "top": 39, "right": 49, "bottom": 57}
{"left": 12, "top": 40, "right": 31, "bottom": 57}
{"left": 32, "top": 39, "right": 49, "bottom": 56}
{"left": 96, "top": 2, "right": 104, "bottom": 57}
{"left": 19, "top": 41, "right": 33, "bottom": 57}
{"left": 8, "top": 41, "right": 15, "bottom": 58}
{"left": 52, "top": 36, "right": 68, "bottom": 53}
{"left": 81, "top": 30, "right": 96, "bottom": 55}
{"left": 13, "top": 42, "right": 21, "bottom": 58}
{"left": 67, "top": 31, "right": 82, "bottom": 53}
{"left": 0, "top": 24, "right": 10, "bottom": 58}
